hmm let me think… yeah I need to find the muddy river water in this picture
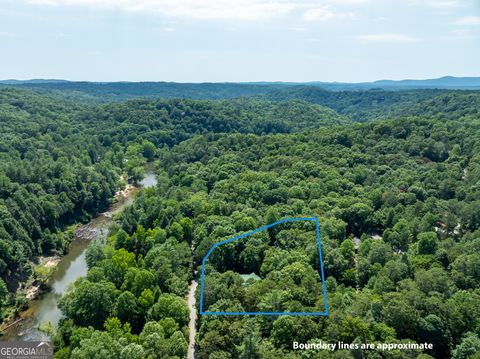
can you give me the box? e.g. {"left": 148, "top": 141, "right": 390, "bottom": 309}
{"left": 2, "top": 171, "right": 157, "bottom": 341}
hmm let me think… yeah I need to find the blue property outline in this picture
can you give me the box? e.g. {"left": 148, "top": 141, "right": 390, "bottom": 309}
{"left": 199, "top": 217, "right": 329, "bottom": 316}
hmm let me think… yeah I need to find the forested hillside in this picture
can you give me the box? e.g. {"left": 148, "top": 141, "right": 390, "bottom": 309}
{"left": 64, "top": 115, "right": 479, "bottom": 358}
{"left": 0, "top": 89, "right": 119, "bottom": 293}
{"left": 0, "top": 82, "right": 283, "bottom": 102}
{"left": 2, "top": 76, "right": 479, "bottom": 101}
{"left": 3, "top": 81, "right": 479, "bottom": 123}
{"left": 265, "top": 87, "right": 480, "bottom": 121}
{"left": 0, "top": 89, "right": 345, "bottom": 320}
{"left": 1, "top": 87, "right": 479, "bottom": 358}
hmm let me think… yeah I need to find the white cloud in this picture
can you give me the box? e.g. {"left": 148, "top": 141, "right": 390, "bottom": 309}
{"left": 429, "top": 0, "right": 464, "bottom": 7}
{"left": 291, "top": 26, "right": 309, "bottom": 32}
{"left": 409, "top": 0, "right": 466, "bottom": 8}
{"left": 357, "top": 33, "right": 419, "bottom": 42}
{"left": 303, "top": 6, "right": 353, "bottom": 21}
{"left": 455, "top": 16, "right": 480, "bottom": 25}
{"left": 327, "top": 0, "right": 368, "bottom": 4}
{"left": 303, "top": 7, "right": 334, "bottom": 21}
{"left": 26, "top": 0, "right": 299, "bottom": 21}
{"left": 26, "top": 0, "right": 365, "bottom": 21}
{"left": 446, "top": 28, "right": 479, "bottom": 39}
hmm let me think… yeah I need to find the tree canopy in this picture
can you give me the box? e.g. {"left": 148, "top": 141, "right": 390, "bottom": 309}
{"left": 1, "top": 86, "right": 479, "bottom": 358}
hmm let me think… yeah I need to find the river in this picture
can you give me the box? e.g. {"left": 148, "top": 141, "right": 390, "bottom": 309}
{"left": 1, "top": 170, "right": 157, "bottom": 341}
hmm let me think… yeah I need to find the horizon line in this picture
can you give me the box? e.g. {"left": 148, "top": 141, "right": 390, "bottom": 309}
{"left": 1, "top": 75, "right": 480, "bottom": 85}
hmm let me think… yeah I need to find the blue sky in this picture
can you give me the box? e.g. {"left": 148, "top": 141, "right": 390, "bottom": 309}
{"left": 0, "top": 0, "right": 479, "bottom": 82}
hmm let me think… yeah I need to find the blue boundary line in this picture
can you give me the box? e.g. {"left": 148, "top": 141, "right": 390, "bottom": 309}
{"left": 199, "top": 217, "right": 329, "bottom": 316}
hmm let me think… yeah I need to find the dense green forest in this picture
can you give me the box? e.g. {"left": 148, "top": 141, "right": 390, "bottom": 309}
{"left": 265, "top": 87, "right": 480, "bottom": 121}
{"left": 2, "top": 76, "right": 480, "bottom": 101}
{"left": 0, "top": 88, "right": 345, "bottom": 311}
{"left": 0, "top": 82, "right": 284, "bottom": 102}
{"left": 201, "top": 218, "right": 328, "bottom": 315}
{"left": 1, "top": 85, "right": 479, "bottom": 358}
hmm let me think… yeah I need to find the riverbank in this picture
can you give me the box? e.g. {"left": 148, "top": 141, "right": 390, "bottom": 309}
{"left": 0, "top": 169, "right": 157, "bottom": 340}
{"left": 0, "top": 254, "right": 63, "bottom": 335}
{"left": 26, "top": 256, "right": 62, "bottom": 300}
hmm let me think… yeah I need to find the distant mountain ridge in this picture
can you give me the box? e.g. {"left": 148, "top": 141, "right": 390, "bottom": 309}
{"left": 0, "top": 79, "right": 70, "bottom": 85}
{"left": 1, "top": 76, "right": 480, "bottom": 90}
{"left": 322, "top": 76, "right": 480, "bottom": 90}
{"left": 1, "top": 77, "right": 479, "bottom": 107}
{"left": 0, "top": 81, "right": 283, "bottom": 101}
{"left": 246, "top": 76, "right": 480, "bottom": 90}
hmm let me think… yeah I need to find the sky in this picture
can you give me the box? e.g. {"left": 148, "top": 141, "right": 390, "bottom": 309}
{"left": 0, "top": 0, "right": 479, "bottom": 82}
